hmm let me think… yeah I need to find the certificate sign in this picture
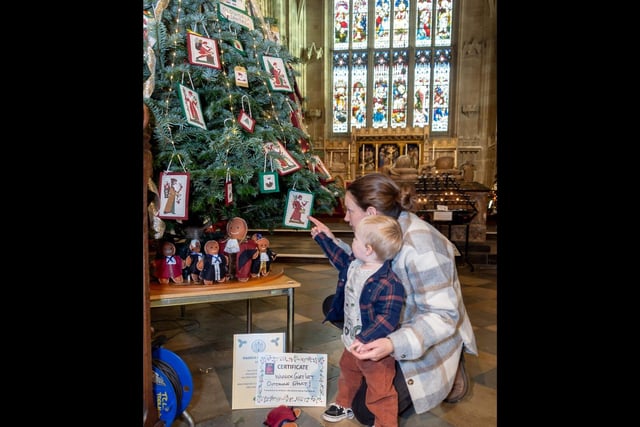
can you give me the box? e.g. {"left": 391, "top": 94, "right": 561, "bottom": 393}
{"left": 232, "top": 333, "right": 285, "bottom": 409}
{"left": 255, "top": 352, "right": 327, "bottom": 407}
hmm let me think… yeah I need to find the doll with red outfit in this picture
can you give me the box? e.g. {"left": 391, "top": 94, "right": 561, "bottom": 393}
{"left": 197, "top": 240, "right": 228, "bottom": 285}
{"left": 154, "top": 241, "right": 184, "bottom": 284}
{"left": 219, "top": 217, "right": 256, "bottom": 282}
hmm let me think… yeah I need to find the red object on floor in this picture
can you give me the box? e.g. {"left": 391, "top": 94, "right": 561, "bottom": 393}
{"left": 264, "top": 405, "right": 301, "bottom": 427}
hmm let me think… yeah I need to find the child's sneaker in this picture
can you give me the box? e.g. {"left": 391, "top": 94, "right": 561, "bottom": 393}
{"left": 322, "top": 403, "right": 354, "bottom": 422}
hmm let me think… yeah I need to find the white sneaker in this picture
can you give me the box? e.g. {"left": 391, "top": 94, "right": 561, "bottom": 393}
{"left": 322, "top": 403, "right": 354, "bottom": 422}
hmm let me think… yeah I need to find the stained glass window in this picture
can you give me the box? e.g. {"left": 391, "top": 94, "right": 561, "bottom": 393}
{"left": 332, "top": 52, "right": 350, "bottom": 133}
{"left": 393, "top": 0, "right": 410, "bottom": 48}
{"left": 352, "top": 0, "right": 368, "bottom": 50}
{"left": 391, "top": 50, "right": 408, "bottom": 127}
{"left": 331, "top": 0, "right": 454, "bottom": 134}
{"left": 350, "top": 52, "right": 368, "bottom": 127}
{"left": 372, "top": 51, "right": 389, "bottom": 128}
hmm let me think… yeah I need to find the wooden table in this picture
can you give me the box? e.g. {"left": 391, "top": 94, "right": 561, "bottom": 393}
{"left": 149, "top": 269, "right": 301, "bottom": 351}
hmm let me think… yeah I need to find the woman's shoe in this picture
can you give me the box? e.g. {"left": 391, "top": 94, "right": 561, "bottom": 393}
{"left": 443, "top": 353, "right": 469, "bottom": 403}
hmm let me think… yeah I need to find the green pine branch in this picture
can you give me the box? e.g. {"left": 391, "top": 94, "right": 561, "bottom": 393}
{"left": 143, "top": 0, "right": 343, "bottom": 237}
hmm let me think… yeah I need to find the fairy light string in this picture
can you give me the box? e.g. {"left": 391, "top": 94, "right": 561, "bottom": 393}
{"left": 156, "top": 0, "right": 302, "bottom": 183}
{"left": 247, "top": 10, "right": 308, "bottom": 156}
{"left": 248, "top": 35, "right": 299, "bottom": 159}
{"left": 220, "top": 23, "right": 237, "bottom": 124}
{"left": 163, "top": 0, "right": 183, "bottom": 117}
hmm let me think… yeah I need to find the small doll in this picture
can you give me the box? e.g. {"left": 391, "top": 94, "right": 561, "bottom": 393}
{"left": 197, "top": 240, "right": 228, "bottom": 285}
{"left": 251, "top": 237, "right": 277, "bottom": 277}
{"left": 183, "top": 239, "right": 203, "bottom": 283}
{"left": 219, "top": 217, "right": 256, "bottom": 282}
{"left": 154, "top": 241, "right": 184, "bottom": 284}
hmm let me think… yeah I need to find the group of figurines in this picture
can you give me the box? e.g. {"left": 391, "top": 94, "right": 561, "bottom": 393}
{"left": 153, "top": 217, "right": 277, "bottom": 285}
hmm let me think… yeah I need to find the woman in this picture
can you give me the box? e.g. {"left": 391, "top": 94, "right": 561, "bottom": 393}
{"left": 309, "top": 173, "right": 477, "bottom": 425}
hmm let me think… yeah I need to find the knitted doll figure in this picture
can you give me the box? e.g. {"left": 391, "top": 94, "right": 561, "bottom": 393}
{"left": 251, "top": 237, "right": 277, "bottom": 277}
{"left": 155, "top": 241, "right": 184, "bottom": 284}
{"left": 219, "top": 217, "right": 256, "bottom": 282}
{"left": 183, "top": 239, "right": 203, "bottom": 283}
{"left": 197, "top": 240, "right": 228, "bottom": 285}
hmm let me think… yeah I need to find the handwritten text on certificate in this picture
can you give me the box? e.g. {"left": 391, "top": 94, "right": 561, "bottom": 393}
{"left": 255, "top": 352, "right": 327, "bottom": 407}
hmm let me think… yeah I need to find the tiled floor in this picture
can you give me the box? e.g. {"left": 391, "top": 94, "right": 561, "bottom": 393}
{"left": 150, "top": 229, "right": 497, "bottom": 427}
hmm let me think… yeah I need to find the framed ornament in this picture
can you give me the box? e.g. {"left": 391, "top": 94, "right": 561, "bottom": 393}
{"left": 177, "top": 83, "right": 207, "bottom": 129}
{"left": 218, "top": 3, "right": 254, "bottom": 30}
{"left": 224, "top": 169, "right": 233, "bottom": 206}
{"left": 158, "top": 172, "right": 190, "bottom": 220}
{"left": 260, "top": 55, "right": 293, "bottom": 92}
{"left": 186, "top": 32, "right": 221, "bottom": 69}
{"left": 237, "top": 95, "right": 255, "bottom": 132}
{"left": 231, "top": 39, "right": 245, "bottom": 55}
{"left": 311, "top": 155, "right": 333, "bottom": 182}
{"left": 234, "top": 65, "right": 249, "bottom": 87}
{"left": 259, "top": 171, "right": 279, "bottom": 193}
{"left": 263, "top": 141, "right": 302, "bottom": 175}
{"left": 283, "top": 190, "right": 314, "bottom": 229}
{"left": 270, "top": 24, "right": 281, "bottom": 45}
{"left": 238, "top": 110, "right": 254, "bottom": 132}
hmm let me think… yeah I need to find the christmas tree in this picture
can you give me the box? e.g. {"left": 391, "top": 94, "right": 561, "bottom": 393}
{"left": 143, "top": 0, "right": 343, "bottom": 238}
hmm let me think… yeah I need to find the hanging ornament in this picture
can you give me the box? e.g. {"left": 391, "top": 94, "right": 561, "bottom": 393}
{"left": 186, "top": 30, "right": 221, "bottom": 69}
{"left": 234, "top": 65, "right": 249, "bottom": 87}
{"left": 158, "top": 153, "right": 190, "bottom": 220}
{"left": 231, "top": 40, "right": 245, "bottom": 55}
{"left": 298, "top": 138, "right": 310, "bottom": 153}
{"left": 177, "top": 82, "right": 207, "bottom": 129}
{"left": 227, "top": 24, "right": 245, "bottom": 56}
{"left": 238, "top": 95, "right": 256, "bottom": 132}
{"left": 283, "top": 187, "right": 315, "bottom": 230}
{"left": 261, "top": 55, "right": 293, "bottom": 92}
{"left": 310, "top": 155, "right": 333, "bottom": 183}
{"left": 263, "top": 141, "right": 302, "bottom": 176}
{"left": 224, "top": 168, "right": 233, "bottom": 206}
{"left": 259, "top": 152, "right": 279, "bottom": 194}
{"left": 286, "top": 101, "right": 310, "bottom": 152}
{"left": 288, "top": 99, "right": 302, "bottom": 128}
{"left": 218, "top": 2, "right": 254, "bottom": 30}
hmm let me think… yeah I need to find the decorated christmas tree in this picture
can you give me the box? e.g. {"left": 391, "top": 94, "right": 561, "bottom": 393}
{"left": 143, "top": 0, "right": 342, "bottom": 239}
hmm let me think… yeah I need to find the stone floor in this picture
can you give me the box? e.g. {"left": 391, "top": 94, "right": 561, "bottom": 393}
{"left": 149, "top": 225, "right": 497, "bottom": 427}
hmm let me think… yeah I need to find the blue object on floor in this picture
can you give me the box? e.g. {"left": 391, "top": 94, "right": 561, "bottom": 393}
{"left": 152, "top": 347, "right": 194, "bottom": 426}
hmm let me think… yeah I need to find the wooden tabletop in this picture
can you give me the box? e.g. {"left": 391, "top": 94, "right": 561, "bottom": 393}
{"left": 149, "top": 268, "right": 300, "bottom": 300}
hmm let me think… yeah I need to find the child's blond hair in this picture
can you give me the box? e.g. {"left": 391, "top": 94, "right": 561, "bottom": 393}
{"left": 355, "top": 215, "right": 403, "bottom": 261}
